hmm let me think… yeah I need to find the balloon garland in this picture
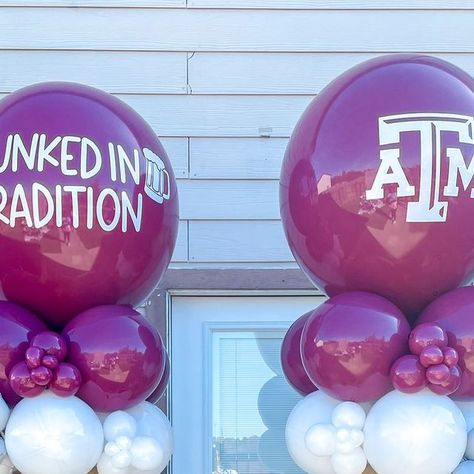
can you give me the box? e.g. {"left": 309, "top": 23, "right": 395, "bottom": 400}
{"left": 281, "top": 54, "right": 474, "bottom": 474}
{"left": 0, "top": 82, "right": 177, "bottom": 474}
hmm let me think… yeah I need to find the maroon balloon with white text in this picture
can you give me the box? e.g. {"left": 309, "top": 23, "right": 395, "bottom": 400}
{"left": 280, "top": 54, "right": 474, "bottom": 321}
{"left": 0, "top": 83, "right": 179, "bottom": 327}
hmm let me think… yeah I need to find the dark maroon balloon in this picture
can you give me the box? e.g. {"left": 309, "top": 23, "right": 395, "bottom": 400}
{"left": 280, "top": 54, "right": 474, "bottom": 321}
{"left": 146, "top": 351, "right": 170, "bottom": 404}
{"left": 31, "top": 331, "right": 67, "bottom": 361}
{"left": 0, "top": 302, "right": 46, "bottom": 405}
{"left": 301, "top": 292, "right": 410, "bottom": 402}
{"left": 409, "top": 323, "right": 448, "bottom": 355}
{"left": 0, "top": 82, "right": 179, "bottom": 327}
{"left": 280, "top": 311, "right": 317, "bottom": 395}
{"left": 63, "top": 305, "right": 165, "bottom": 411}
{"left": 391, "top": 355, "right": 426, "bottom": 394}
{"left": 418, "top": 286, "right": 474, "bottom": 399}
{"left": 50, "top": 363, "right": 82, "bottom": 397}
{"left": 9, "top": 362, "right": 44, "bottom": 398}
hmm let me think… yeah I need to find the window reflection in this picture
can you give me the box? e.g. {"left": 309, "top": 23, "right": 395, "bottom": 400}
{"left": 212, "top": 330, "right": 303, "bottom": 474}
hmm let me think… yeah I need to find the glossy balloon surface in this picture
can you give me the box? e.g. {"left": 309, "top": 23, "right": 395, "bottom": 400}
{"left": 63, "top": 305, "right": 165, "bottom": 412}
{"left": 281, "top": 311, "right": 317, "bottom": 395}
{"left": 418, "top": 286, "right": 474, "bottom": 399}
{"left": 0, "top": 302, "right": 46, "bottom": 406}
{"left": 301, "top": 292, "right": 410, "bottom": 401}
{"left": 146, "top": 351, "right": 169, "bottom": 404}
{"left": 280, "top": 54, "right": 474, "bottom": 320}
{"left": 0, "top": 82, "right": 178, "bottom": 327}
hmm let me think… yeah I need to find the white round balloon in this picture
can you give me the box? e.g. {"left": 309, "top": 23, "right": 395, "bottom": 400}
{"left": 456, "top": 400, "right": 474, "bottom": 459}
{"left": 364, "top": 389, "right": 466, "bottom": 474}
{"left": 5, "top": 391, "right": 104, "bottom": 474}
{"left": 0, "top": 396, "right": 10, "bottom": 432}
{"left": 286, "top": 391, "right": 341, "bottom": 474}
{"left": 454, "top": 461, "right": 474, "bottom": 474}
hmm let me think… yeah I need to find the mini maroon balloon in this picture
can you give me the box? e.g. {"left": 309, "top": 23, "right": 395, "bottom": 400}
{"left": 63, "top": 305, "right": 166, "bottom": 411}
{"left": 426, "top": 364, "right": 451, "bottom": 385}
{"left": 9, "top": 362, "right": 44, "bottom": 398}
{"left": 31, "top": 332, "right": 68, "bottom": 361}
{"left": 280, "top": 311, "right": 317, "bottom": 395}
{"left": 443, "top": 347, "right": 459, "bottom": 368}
{"left": 409, "top": 323, "right": 448, "bottom": 355}
{"left": 50, "top": 363, "right": 82, "bottom": 397}
{"left": 301, "top": 292, "right": 410, "bottom": 402}
{"left": 280, "top": 54, "right": 474, "bottom": 321}
{"left": 42, "top": 355, "right": 59, "bottom": 370}
{"left": 0, "top": 82, "right": 179, "bottom": 327}
{"left": 30, "top": 366, "right": 52, "bottom": 386}
{"left": 25, "top": 347, "right": 44, "bottom": 370}
{"left": 0, "top": 302, "right": 46, "bottom": 405}
{"left": 147, "top": 351, "right": 170, "bottom": 404}
{"left": 429, "top": 366, "right": 462, "bottom": 396}
{"left": 418, "top": 286, "right": 474, "bottom": 399}
{"left": 391, "top": 355, "right": 426, "bottom": 394}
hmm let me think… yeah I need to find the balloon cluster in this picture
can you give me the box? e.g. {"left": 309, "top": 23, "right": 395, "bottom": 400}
{"left": 280, "top": 54, "right": 474, "bottom": 474}
{"left": 0, "top": 82, "right": 178, "bottom": 474}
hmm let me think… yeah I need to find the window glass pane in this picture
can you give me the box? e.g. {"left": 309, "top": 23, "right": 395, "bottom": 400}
{"left": 212, "top": 330, "right": 303, "bottom": 474}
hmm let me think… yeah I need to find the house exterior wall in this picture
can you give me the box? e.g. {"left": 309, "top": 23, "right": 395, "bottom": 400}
{"left": 0, "top": 1, "right": 472, "bottom": 272}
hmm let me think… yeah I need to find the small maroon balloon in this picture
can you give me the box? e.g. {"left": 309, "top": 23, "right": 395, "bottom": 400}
{"left": 426, "top": 364, "right": 451, "bottom": 385}
{"left": 428, "top": 366, "right": 462, "bottom": 396}
{"left": 9, "top": 362, "right": 44, "bottom": 398}
{"left": 147, "top": 351, "right": 170, "bottom": 404}
{"left": 42, "top": 355, "right": 59, "bottom": 370}
{"left": 31, "top": 332, "right": 68, "bottom": 361}
{"left": 280, "top": 54, "right": 474, "bottom": 321}
{"left": 0, "top": 302, "right": 46, "bottom": 405}
{"left": 280, "top": 311, "right": 317, "bottom": 396}
{"left": 25, "top": 347, "right": 44, "bottom": 370}
{"left": 50, "top": 363, "right": 82, "bottom": 397}
{"left": 0, "top": 82, "right": 179, "bottom": 327}
{"left": 418, "top": 286, "right": 474, "bottom": 399}
{"left": 30, "top": 366, "right": 52, "bottom": 386}
{"left": 301, "top": 292, "right": 410, "bottom": 402}
{"left": 443, "top": 347, "right": 459, "bottom": 368}
{"left": 409, "top": 323, "right": 448, "bottom": 355}
{"left": 419, "top": 346, "right": 444, "bottom": 368}
{"left": 63, "top": 305, "right": 166, "bottom": 411}
{"left": 390, "top": 355, "right": 426, "bottom": 394}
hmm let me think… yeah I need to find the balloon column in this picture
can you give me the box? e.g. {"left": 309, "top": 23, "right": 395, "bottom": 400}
{"left": 0, "top": 82, "right": 177, "bottom": 474}
{"left": 281, "top": 55, "right": 474, "bottom": 474}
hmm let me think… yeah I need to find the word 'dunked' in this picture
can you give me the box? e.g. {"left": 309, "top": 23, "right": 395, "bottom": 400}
{"left": 366, "top": 113, "right": 474, "bottom": 222}
{"left": 0, "top": 134, "right": 171, "bottom": 232}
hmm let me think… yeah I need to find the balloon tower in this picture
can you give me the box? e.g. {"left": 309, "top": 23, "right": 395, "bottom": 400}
{"left": 0, "top": 83, "right": 178, "bottom": 474}
{"left": 280, "top": 55, "right": 474, "bottom": 474}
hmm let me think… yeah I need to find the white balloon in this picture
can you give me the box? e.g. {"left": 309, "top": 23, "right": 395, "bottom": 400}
{"left": 5, "top": 392, "right": 104, "bottom": 474}
{"left": 115, "top": 436, "right": 133, "bottom": 451}
{"left": 305, "top": 424, "right": 336, "bottom": 457}
{"left": 98, "top": 454, "right": 132, "bottom": 474}
{"left": 104, "top": 412, "right": 137, "bottom": 442}
{"left": 286, "top": 391, "right": 341, "bottom": 474}
{"left": 332, "top": 448, "right": 367, "bottom": 474}
{"left": 332, "top": 402, "right": 366, "bottom": 430}
{"left": 130, "top": 437, "right": 163, "bottom": 471}
{"left": 456, "top": 401, "right": 474, "bottom": 459}
{"left": 125, "top": 402, "right": 173, "bottom": 474}
{"left": 454, "top": 461, "right": 474, "bottom": 474}
{"left": 111, "top": 450, "right": 132, "bottom": 469}
{"left": 0, "top": 396, "right": 10, "bottom": 432}
{"left": 364, "top": 389, "right": 466, "bottom": 474}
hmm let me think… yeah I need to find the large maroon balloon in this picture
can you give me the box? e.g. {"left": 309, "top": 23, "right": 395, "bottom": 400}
{"left": 0, "top": 82, "right": 179, "bottom": 327}
{"left": 417, "top": 286, "right": 474, "bottom": 399}
{"left": 0, "top": 302, "right": 46, "bottom": 405}
{"left": 280, "top": 311, "right": 317, "bottom": 395}
{"left": 63, "top": 305, "right": 165, "bottom": 411}
{"left": 301, "top": 292, "right": 410, "bottom": 402}
{"left": 280, "top": 54, "right": 474, "bottom": 320}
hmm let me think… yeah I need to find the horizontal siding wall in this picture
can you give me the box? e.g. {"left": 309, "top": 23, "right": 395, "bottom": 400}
{"left": 0, "top": 3, "right": 471, "bottom": 268}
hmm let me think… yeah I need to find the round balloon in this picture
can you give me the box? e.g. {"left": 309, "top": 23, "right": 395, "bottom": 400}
{"left": 281, "top": 311, "right": 317, "bottom": 395}
{"left": 417, "top": 286, "right": 474, "bottom": 399}
{"left": 0, "top": 302, "right": 46, "bottom": 406}
{"left": 364, "top": 389, "right": 466, "bottom": 474}
{"left": 0, "top": 82, "right": 179, "bottom": 327}
{"left": 286, "top": 391, "right": 340, "bottom": 474}
{"left": 5, "top": 391, "right": 104, "bottom": 474}
{"left": 301, "top": 292, "right": 410, "bottom": 402}
{"left": 280, "top": 54, "right": 474, "bottom": 320}
{"left": 63, "top": 305, "right": 166, "bottom": 411}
